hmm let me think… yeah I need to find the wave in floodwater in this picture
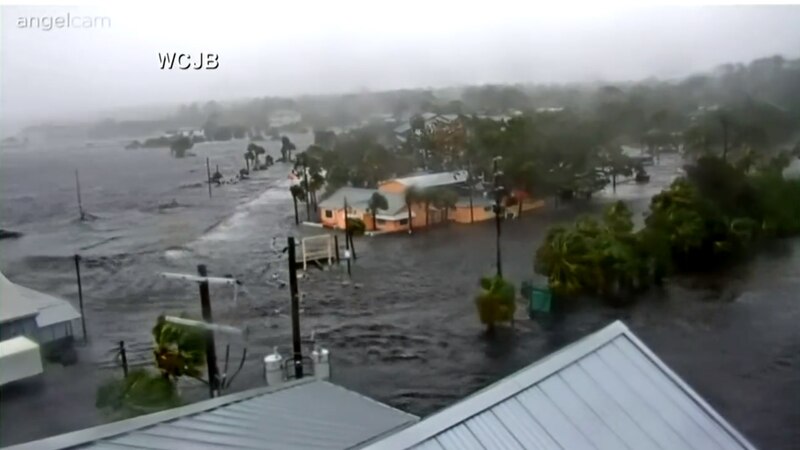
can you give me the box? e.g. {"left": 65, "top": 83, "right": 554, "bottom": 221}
{"left": 193, "top": 178, "right": 292, "bottom": 244}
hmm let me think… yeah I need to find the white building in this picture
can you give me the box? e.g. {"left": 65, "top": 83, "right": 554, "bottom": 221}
{"left": 0, "top": 271, "right": 81, "bottom": 345}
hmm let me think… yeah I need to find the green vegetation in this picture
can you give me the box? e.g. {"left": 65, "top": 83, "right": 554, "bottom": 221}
{"left": 95, "top": 315, "right": 207, "bottom": 419}
{"left": 367, "top": 192, "right": 389, "bottom": 229}
{"left": 535, "top": 155, "right": 800, "bottom": 305}
{"left": 346, "top": 217, "right": 366, "bottom": 236}
{"left": 169, "top": 136, "right": 193, "bottom": 158}
{"left": 475, "top": 276, "right": 516, "bottom": 333}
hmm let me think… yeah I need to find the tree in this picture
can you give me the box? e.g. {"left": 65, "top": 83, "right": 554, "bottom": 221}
{"left": 404, "top": 186, "right": 422, "bottom": 234}
{"left": 247, "top": 143, "right": 265, "bottom": 169}
{"left": 280, "top": 136, "right": 296, "bottom": 162}
{"left": 290, "top": 184, "right": 305, "bottom": 225}
{"left": 96, "top": 369, "right": 180, "bottom": 419}
{"left": 434, "top": 189, "right": 459, "bottom": 223}
{"left": 367, "top": 192, "right": 389, "bottom": 230}
{"left": 475, "top": 276, "right": 516, "bottom": 334}
{"left": 170, "top": 136, "right": 193, "bottom": 158}
{"left": 151, "top": 315, "right": 206, "bottom": 382}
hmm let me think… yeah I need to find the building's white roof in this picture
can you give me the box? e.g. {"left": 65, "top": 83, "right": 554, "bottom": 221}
{"left": 370, "top": 321, "right": 756, "bottom": 450}
{"left": 0, "top": 335, "right": 40, "bottom": 358}
{"left": 0, "top": 272, "right": 40, "bottom": 324}
{"left": 394, "top": 123, "right": 412, "bottom": 134}
{"left": 391, "top": 171, "right": 468, "bottom": 189}
{"left": 0, "top": 271, "right": 80, "bottom": 327}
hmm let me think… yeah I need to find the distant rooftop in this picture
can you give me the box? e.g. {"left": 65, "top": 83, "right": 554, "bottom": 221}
{"left": 12, "top": 379, "right": 418, "bottom": 450}
{"left": 390, "top": 171, "right": 468, "bottom": 189}
{"left": 370, "top": 321, "right": 756, "bottom": 450}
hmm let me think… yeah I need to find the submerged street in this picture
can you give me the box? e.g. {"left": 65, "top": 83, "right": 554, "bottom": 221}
{"left": 1, "top": 142, "right": 798, "bottom": 448}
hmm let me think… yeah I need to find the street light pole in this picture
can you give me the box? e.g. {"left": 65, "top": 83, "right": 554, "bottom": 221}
{"left": 493, "top": 156, "right": 503, "bottom": 278}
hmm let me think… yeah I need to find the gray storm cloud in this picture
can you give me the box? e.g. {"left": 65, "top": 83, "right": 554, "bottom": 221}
{"left": 2, "top": 3, "right": 800, "bottom": 129}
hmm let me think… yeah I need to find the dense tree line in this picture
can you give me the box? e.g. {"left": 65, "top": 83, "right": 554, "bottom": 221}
{"left": 534, "top": 154, "right": 800, "bottom": 305}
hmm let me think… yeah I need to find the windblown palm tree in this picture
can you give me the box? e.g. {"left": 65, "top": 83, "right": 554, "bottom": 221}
{"left": 290, "top": 185, "right": 305, "bottom": 225}
{"left": 367, "top": 192, "right": 389, "bottom": 230}
{"left": 404, "top": 186, "right": 422, "bottom": 234}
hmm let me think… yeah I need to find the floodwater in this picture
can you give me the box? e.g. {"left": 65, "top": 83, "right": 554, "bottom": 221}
{"left": 1, "top": 141, "right": 798, "bottom": 449}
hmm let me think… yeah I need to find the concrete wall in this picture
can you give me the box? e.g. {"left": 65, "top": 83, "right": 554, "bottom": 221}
{"left": 452, "top": 204, "right": 495, "bottom": 224}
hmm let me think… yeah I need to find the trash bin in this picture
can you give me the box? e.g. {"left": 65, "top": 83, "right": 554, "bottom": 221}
{"left": 522, "top": 281, "right": 552, "bottom": 317}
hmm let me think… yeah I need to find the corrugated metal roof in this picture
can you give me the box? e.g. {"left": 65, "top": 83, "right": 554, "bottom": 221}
{"left": 369, "top": 321, "right": 756, "bottom": 450}
{"left": 11, "top": 379, "right": 417, "bottom": 450}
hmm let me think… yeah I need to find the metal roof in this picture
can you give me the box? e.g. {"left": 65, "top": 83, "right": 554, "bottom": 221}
{"left": 391, "top": 171, "right": 468, "bottom": 189}
{"left": 0, "top": 272, "right": 39, "bottom": 323}
{"left": 11, "top": 379, "right": 418, "bottom": 450}
{"left": 0, "top": 271, "right": 79, "bottom": 326}
{"left": 369, "top": 321, "right": 756, "bottom": 450}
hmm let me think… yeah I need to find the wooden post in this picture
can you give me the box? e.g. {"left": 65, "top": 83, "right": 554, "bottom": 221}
{"left": 468, "top": 162, "right": 475, "bottom": 224}
{"left": 348, "top": 232, "right": 357, "bottom": 260}
{"left": 197, "top": 264, "right": 219, "bottom": 397}
{"left": 75, "top": 170, "right": 86, "bottom": 221}
{"left": 74, "top": 254, "right": 87, "bottom": 342}
{"left": 333, "top": 235, "right": 340, "bottom": 264}
{"left": 343, "top": 198, "right": 351, "bottom": 277}
{"left": 301, "top": 238, "right": 308, "bottom": 272}
{"left": 287, "top": 237, "right": 304, "bottom": 379}
{"left": 206, "top": 158, "right": 213, "bottom": 198}
{"left": 119, "top": 340, "right": 128, "bottom": 378}
{"left": 493, "top": 158, "right": 503, "bottom": 278}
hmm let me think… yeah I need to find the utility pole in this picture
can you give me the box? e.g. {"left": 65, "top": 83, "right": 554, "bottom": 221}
{"left": 197, "top": 264, "right": 220, "bottom": 397}
{"left": 75, "top": 170, "right": 86, "bottom": 221}
{"left": 73, "top": 254, "right": 87, "bottom": 342}
{"left": 206, "top": 158, "right": 213, "bottom": 198}
{"left": 492, "top": 156, "right": 504, "bottom": 278}
{"left": 302, "top": 159, "right": 311, "bottom": 221}
{"left": 119, "top": 340, "right": 128, "bottom": 378}
{"left": 287, "top": 237, "right": 304, "bottom": 379}
{"left": 343, "top": 198, "right": 352, "bottom": 277}
{"left": 468, "top": 160, "right": 475, "bottom": 224}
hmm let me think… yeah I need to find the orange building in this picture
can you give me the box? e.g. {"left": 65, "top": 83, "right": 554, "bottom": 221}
{"left": 318, "top": 171, "right": 544, "bottom": 233}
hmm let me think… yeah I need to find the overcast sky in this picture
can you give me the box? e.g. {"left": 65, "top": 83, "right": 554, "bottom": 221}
{"left": 2, "top": 2, "right": 800, "bottom": 128}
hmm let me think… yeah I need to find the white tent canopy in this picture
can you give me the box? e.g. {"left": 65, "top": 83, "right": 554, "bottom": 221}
{"left": 0, "top": 271, "right": 80, "bottom": 329}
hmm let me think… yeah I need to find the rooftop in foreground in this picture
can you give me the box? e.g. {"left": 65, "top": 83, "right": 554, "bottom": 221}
{"left": 368, "top": 320, "right": 756, "bottom": 450}
{"left": 9, "top": 379, "right": 418, "bottom": 450}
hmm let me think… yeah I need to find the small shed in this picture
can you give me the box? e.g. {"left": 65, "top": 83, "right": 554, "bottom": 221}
{"left": 0, "top": 271, "right": 81, "bottom": 345}
{"left": 369, "top": 320, "right": 756, "bottom": 450}
{"left": 0, "top": 336, "right": 44, "bottom": 386}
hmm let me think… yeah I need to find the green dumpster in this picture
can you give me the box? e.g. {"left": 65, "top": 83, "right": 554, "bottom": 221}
{"left": 521, "top": 281, "right": 552, "bottom": 317}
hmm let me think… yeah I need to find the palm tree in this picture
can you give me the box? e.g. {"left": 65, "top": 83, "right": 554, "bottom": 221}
{"left": 151, "top": 315, "right": 206, "bottom": 382}
{"left": 367, "top": 192, "right": 389, "bottom": 230}
{"left": 442, "top": 189, "right": 459, "bottom": 222}
{"left": 290, "top": 185, "right": 305, "bottom": 225}
{"left": 475, "top": 276, "right": 516, "bottom": 334}
{"left": 534, "top": 226, "right": 590, "bottom": 297}
{"left": 422, "top": 189, "right": 434, "bottom": 227}
{"left": 432, "top": 189, "right": 458, "bottom": 223}
{"left": 404, "top": 186, "right": 422, "bottom": 234}
{"left": 280, "top": 136, "right": 296, "bottom": 162}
